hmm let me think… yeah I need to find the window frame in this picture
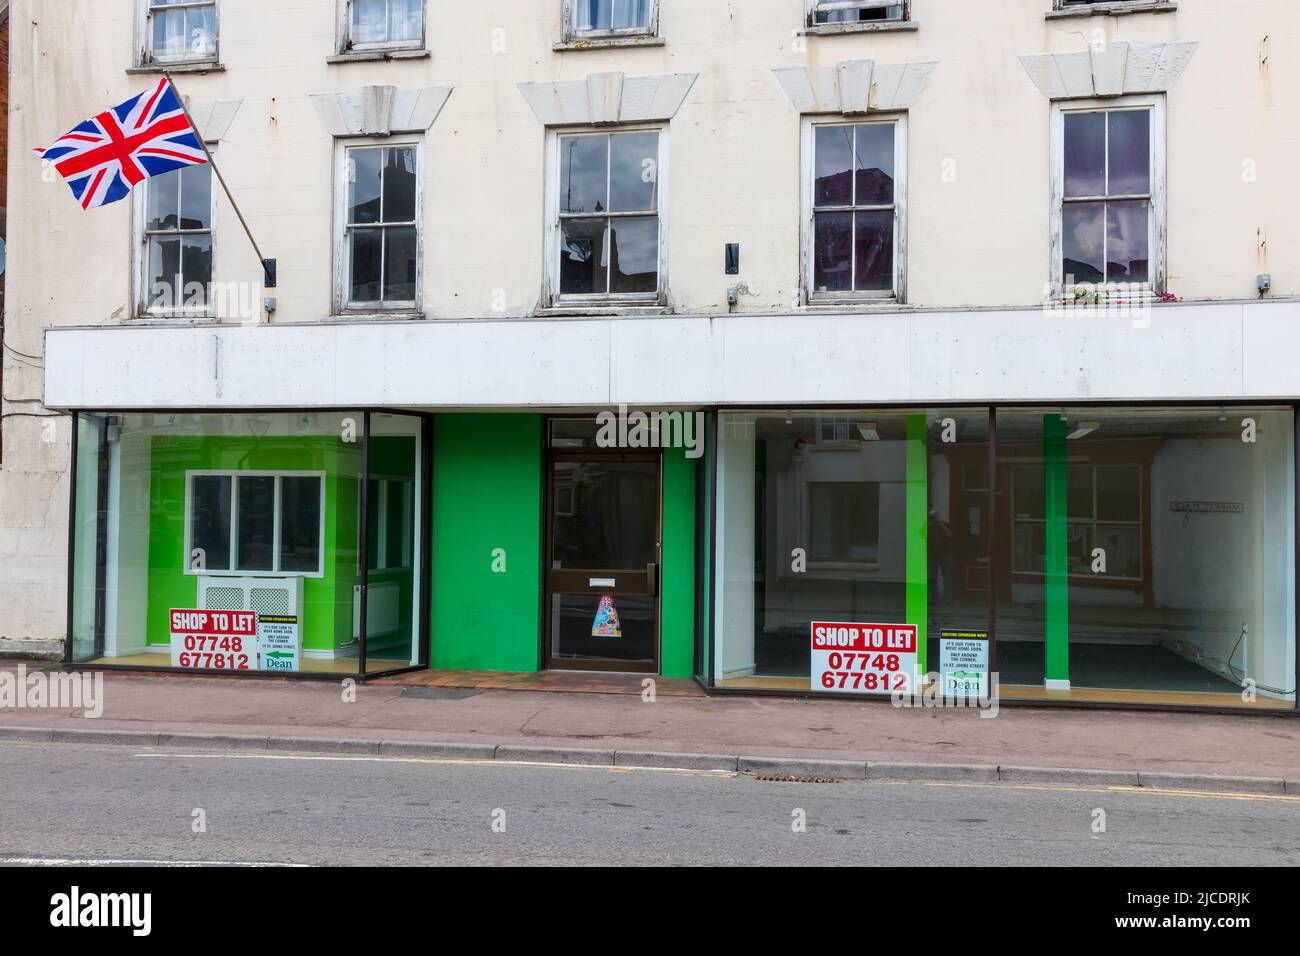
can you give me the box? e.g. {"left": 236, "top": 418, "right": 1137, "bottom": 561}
{"left": 1052, "top": 0, "right": 1172, "bottom": 10}
{"left": 543, "top": 124, "right": 670, "bottom": 309}
{"left": 137, "top": 0, "right": 220, "bottom": 67}
{"left": 1011, "top": 462, "right": 1144, "bottom": 582}
{"left": 805, "top": 0, "right": 910, "bottom": 27}
{"left": 332, "top": 135, "right": 425, "bottom": 316}
{"left": 1051, "top": 94, "right": 1166, "bottom": 295}
{"left": 133, "top": 159, "right": 217, "bottom": 320}
{"left": 800, "top": 113, "right": 908, "bottom": 305}
{"left": 337, "top": 0, "right": 427, "bottom": 55}
{"left": 563, "top": 0, "right": 660, "bottom": 42}
{"left": 183, "top": 470, "right": 328, "bottom": 579}
{"left": 364, "top": 475, "right": 415, "bottom": 573}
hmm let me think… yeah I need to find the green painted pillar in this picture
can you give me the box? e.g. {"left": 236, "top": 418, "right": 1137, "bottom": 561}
{"left": 1043, "top": 414, "right": 1070, "bottom": 686}
{"left": 905, "top": 414, "right": 928, "bottom": 676}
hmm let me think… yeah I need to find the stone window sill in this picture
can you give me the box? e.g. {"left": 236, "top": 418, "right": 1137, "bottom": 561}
{"left": 326, "top": 48, "right": 431, "bottom": 64}
{"left": 535, "top": 304, "right": 671, "bottom": 318}
{"left": 1046, "top": 2, "right": 1176, "bottom": 19}
{"left": 800, "top": 21, "right": 919, "bottom": 36}
{"left": 553, "top": 35, "right": 665, "bottom": 51}
{"left": 128, "top": 61, "right": 225, "bottom": 75}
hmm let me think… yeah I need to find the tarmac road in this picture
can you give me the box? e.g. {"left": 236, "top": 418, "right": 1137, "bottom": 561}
{"left": 1, "top": 741, "right": 1297, "bottom": 866}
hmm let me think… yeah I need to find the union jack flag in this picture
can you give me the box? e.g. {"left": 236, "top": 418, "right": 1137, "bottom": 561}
{"left": 34, "top": 77, "right": 208, "bottom": 211}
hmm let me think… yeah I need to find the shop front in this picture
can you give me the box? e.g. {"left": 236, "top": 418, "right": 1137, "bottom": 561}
{"left": 62, "top": 399, "right": 1299, "bottom": 712}
{"left": 706, "top": 405, "right": 1298, "bottom": 711}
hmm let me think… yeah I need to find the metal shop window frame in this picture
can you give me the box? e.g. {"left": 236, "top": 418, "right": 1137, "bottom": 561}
{"left": 696, "top": 401, "right": 1300, "bottom": 716}
{"left": 63, "top": 409, "right": 434, "bottom": 681}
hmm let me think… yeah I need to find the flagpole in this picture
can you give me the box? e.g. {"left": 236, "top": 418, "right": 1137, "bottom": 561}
{"left": 164, "top": 73, "right": 275, "bottom": 287}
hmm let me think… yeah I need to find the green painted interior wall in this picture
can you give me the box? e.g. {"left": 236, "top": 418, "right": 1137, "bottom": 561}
{"left": 905, "top": 414, "right": 929, "bottom": 675}
{"left": 1043, "top": 414, "right": 1070, "bottom": 683}
{"left": 660, "top": 445, "right": 696, "bottom": 679}
{"left": 145, "top": 436, "right": 363, "bottom": 652}
{"left": 429, "top": 414, "right": 543, "bottom": 671}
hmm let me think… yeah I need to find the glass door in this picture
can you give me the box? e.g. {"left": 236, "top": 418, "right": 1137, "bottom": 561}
{"left": 546, "top": 451, "right": 661, "bottom": 672}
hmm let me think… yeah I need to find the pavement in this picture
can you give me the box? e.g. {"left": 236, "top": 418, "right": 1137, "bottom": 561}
{"left": 2, "top": 664, "right": 1300, "bottom": 794}
{"left": 5, "top": 739, "right": 1298, "bottom": 866}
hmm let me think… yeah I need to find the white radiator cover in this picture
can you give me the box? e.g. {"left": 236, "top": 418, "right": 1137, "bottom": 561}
{"left": 354, "top": 581, "right": 402, "bottom": 641}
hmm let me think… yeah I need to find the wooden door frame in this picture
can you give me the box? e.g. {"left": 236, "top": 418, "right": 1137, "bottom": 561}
{"left": 542, "top": 434, "right": 664, "bottom": 674}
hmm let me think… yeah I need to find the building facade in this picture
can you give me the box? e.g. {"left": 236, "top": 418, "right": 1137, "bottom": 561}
{"left": 2, "top": 0, "right": 1298, "bottom": 710}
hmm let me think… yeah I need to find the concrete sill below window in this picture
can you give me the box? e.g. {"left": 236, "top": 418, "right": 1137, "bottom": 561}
{"left": 535, "top": 304, "right": 672, "bottom": 318}
{"left": 326, "top": 49, "right": 431, "bottom": 64}
{"left": 1046, "top": 2, "right": 1176, "bottom": 19}
{"left": 553, "top": 35, "right": 666, "bottom": 51}
{"left": 800, "top": 21, "right": 919, "bottom": 36}
{"left": 332, "top": 310, "right": 426, "bottom": 322}
{"left": 127, "top": 62, "right": 225, "bottom": 75}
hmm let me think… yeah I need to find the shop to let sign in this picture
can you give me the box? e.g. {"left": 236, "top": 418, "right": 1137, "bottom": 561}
{"left": 810, "top": 621, "right": 918, "bottom": 695}
{"left": 169, "top": 609, "right": 256, "bottom": 670}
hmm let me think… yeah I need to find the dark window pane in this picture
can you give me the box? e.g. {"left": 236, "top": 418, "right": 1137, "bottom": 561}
{"left": 190, "top": 475, "right": 231, "bottom": 571}
{"left": 147, "top": 236, "right": 181, "bottom": 309}
{"left": 179, "top": 164, "right": 211, "bottom": 230}
{"left": 1064, "top": 112, "right": 1106, "bottom": 198}
{"left": 855, "top": 123, "right": 894, "bottom": 205}
{"left": 236, "top": 476, "right": 275, "bottom": 572}
{"left": 385, "top": 482, "right": 407, "bottom": 568}
{"left": 815, "top": 4, "right": 902, "bottom": 23}
{"left": 854, "top": 209, "right": 893, "bottom": 291}
{"left": 814, "top": 126, "right": 853, "bottom": 207}
{"left": 560, "top": 218, "right": 607, "bottom": 294}
{"left": 181, "top": 234, "right": 212, "bottom": 307}
{"left": 813, "top": 211, "right": 852, "bottom": 292}
{"left": 1013, "top": 465, "right": 1044, "bottom": 519}
{"left": 560, "top": 134, "right": 609, "bottom": 214}
{"left": 382, "top": 147, "right": 417, "bottom": 222}
{"left": 1066, "top": 522, "right": 1093, "bottom": 574}
{"left": 350, "top": 227, "right": 383, "bottom": 302}
{"left": 279, "top": 477, "right": 321, "bottom": 573}
{"left": 383, "top": 226, "right": 417, "bottom": 301}
{"left": 609, "top": 216, "right": 658, "bottom": 294}
{"left": 1062, "top": 201, "right": 1105, "bottom": 284}
{"left": 1108, "top": 109, "right": 1150, "bottom": 196}
{"left": 1097, "top": 465, "right": 1141, "bottom": 522}
{"left": 609, "top": 132, "right": 658, "bottom": 212}
{"left": 1067, "top": 466, "right": 1094, "bottom": 520}
{"left": 810, "top": 483, "right": 880, "bottom": 562}
{"left": 147, "top": 169, "right": 180, "bottom": 230}
{"left": 1013, "top": 522, "right": 1045, "bottom": 573}
{"left": 1107, "top": 200, "right": 1149, "bottom": 283}
{"left": 348, "top": 148, "right": 382, "bottom": 224}
{"left": 366, "top": 479, "right": 381, "bottom": 570}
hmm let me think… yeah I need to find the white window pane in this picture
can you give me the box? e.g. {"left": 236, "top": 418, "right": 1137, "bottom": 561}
{"left": 388, "top": 0, "right": 422, "bottom": 42}
{"left": 348, "top": 148, "right": 383, "bottom": 225}
{"left": 187, "top": 6, "right": 217, "bottom": 58}
{"left": 351, "top": 0, "right": 387, "bottom": 44}
{"left": 609, "top": 216, "right": 658, "bottom": 294}
{"left": 152, "top": 8, "right": 188, "bottom": 58}
{"left": 609, "top": 132, "right": 658, "bottom": 212}
{"left": 236, "top": 476, "right": 275, "bottom": 572}
{"left": 147, "top": 169, "right": 181, "bottom": 231}
{"left": 148, "top": 236, "right": 181, "bottom": 309}
{"left": 383, "top": 226, "right": 418, "bottom": 301}
{"left": 279, "top": 478, "right": 321, "bottom": 573}
{"left": 190, "top": 476, "right": 232, "bottom": 571}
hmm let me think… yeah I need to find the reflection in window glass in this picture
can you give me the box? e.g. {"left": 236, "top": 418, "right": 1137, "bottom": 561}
{"left": 557, "top": 131, "right": 661, "bottom": 298}
{"left": 811, "top": 121, "right": 897, "bottom": 296}
{"left": 346, "top": 145, "right": 419, "bottom": 306}
{"left": 1060, "top": 107, "right": 1152, "bottom": 286}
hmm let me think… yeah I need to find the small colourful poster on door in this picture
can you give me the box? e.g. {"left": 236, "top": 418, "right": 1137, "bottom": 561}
{"left": 810, "top": 621, "right": 918, "bottom": 695}
{"left": 591, "top": 595, "right": 622, "bottom": 638}
{"left": 257, "top": 615, "right": 301, "bottom": 673}
{"left": 169, "top": 609, "right": 257, "bottom": 671}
